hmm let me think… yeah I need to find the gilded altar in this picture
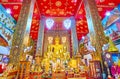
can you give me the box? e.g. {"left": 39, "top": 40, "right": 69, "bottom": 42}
{"left": 42, "top": 34, "right": 70, "bottom": 72}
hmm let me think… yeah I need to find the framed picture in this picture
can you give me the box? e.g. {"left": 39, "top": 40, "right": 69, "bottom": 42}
{"left": 0, "top": 54, "right": 3, "bottom": 61}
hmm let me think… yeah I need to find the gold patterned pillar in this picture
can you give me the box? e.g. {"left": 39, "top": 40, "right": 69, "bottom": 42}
{"left": 9, "top": 0, "right": 36, "bottom": 66}
{"left": 83, "top": 0, "right": 107, "bottom": 71}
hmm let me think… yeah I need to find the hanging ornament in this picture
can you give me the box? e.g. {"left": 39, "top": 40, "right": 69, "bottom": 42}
{"left": 46, "top": 18, "right": 54, "bottom": 29}
{"left": 55, "top": 1, "right": 62, "bottom": 7}
{"left": 63, "top": 19, "right": 71, "bottom": 29}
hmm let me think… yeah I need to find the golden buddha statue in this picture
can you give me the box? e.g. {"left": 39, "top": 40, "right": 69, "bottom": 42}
{"left": 68, "top": 57, "right": 77, "bottom": 69}
{"left": 44, "top": 47, "right": 52, "bottom": 60}
{"left": 41, "top": 57, "right": 50, "bottom": 72}
{"left": 43, "top": 35, "right": 70, "bottom": 72}
{"left": 42, "top": 44, "right": 53, "bottom": 72}
{"left": 45, "top": 35, "right": 70, "bottom": 60}
{"left": 51, "top": 35, "right": 64, "bottom": 59}
{"left": 63, "top": 46, "right": 70, "bottom": 60}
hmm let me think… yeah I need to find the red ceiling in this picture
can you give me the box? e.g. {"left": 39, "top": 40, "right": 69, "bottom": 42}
{"left": 37, "top": 0, "right": 80, "bottom": 17}
{"left": 1, "top": 3, "right": 21, "bottom": 21}
{"left": 0, "top": 0, "right": 119, "bottom": 41}
{"left": 30, "top": 3, "right": 40, "bottom": 40}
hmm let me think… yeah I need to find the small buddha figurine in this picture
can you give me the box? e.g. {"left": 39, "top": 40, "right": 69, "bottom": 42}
{"left": 63, "top": 46, "right": 70, "bottom": 60}
{"left": 55, "top": 59, "right": 64, "bottom": 72}
{"left": 44, "top": 59, "right": 50, "bottom": 72}
{"left": 46, "top": 45, "right": 53, "bottom": 59}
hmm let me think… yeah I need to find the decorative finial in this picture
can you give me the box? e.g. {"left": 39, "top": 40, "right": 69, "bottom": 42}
{"left": 108, "top": 38, "right": 119, "bottom": 53}
{"left": 55, "top": 35, "right": 60, "bottom": 41}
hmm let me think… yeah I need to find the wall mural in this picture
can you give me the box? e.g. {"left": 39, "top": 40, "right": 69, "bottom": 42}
{"left": 0, "top": 4, "right": 16, "bottom": 46}
{"left": 0, "top": 4, "right": 16, "bottom": 56}
{"left": 102, "top": 4, "right": 120, "bottom": 45}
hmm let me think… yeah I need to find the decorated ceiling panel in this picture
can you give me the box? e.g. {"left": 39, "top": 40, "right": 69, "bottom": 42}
{"left": 37, "top": 0, "right": 80, "bottom": 17}
{"left": 30, "top": 2, "right": 40, "bottom": 40}
{"left": 0, "top": 0, "right": 119, "bottom": 41}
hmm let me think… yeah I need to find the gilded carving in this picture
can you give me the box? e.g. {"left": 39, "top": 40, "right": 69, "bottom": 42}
{"left": 9, "top": 0, "right": 35, "bottom": 66}
{"left": 84, "top": 0, "right": 107, "bottom": 72}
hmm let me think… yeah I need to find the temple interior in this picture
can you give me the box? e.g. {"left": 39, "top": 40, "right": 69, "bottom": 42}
{"left": 0, "top": 0, "right": 120, "bottom": 79}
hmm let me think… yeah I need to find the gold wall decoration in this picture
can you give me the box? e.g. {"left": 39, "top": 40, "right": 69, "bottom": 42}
{"left": 48, "top": 36, "right": 53, "bottom": 44}
{"left": 84, "top": 0, "right": 108, "bottom": 72}
{"left": 62, "top": 36, "right": 66, "bottom": 44}
{"left": 55, "top": 1, "right": 62, "bottom": 7}
{"left": 9, "top": 0, "right": 35, "bottom": 66}
{"left": 13, "top": 6, "right": 18, "bottom": 10}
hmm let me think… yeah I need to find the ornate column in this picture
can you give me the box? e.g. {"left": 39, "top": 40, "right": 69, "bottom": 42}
{"left": 9, "top": 0, "right": 35, "bottom": 66}
{"left": 71, "top": 17, "right": 79, "bottom": 55}
{"left": 36, "top": 16, "right": 45, "bottom": 56}
{"left": 83, "top": 0, "right": 107, "bottom": 72}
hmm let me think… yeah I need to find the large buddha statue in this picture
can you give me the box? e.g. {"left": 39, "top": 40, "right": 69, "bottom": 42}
{"left": 43, "top": 35, "right": 70, "bottom": 72}
{"left": 49, "top": 35, "right": 64, "bottom": 60}
{"left": 45, "top": 35, "right": 70, "bottom": 60}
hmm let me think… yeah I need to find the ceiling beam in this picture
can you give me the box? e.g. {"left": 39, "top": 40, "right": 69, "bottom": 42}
{"left": 35, "top": 1, "right": 41, "bottom": 17}
{"left": 97, "top": 5, "right": 116, "bottom": 8}
{"left": 0, "top": 2, "right": 22, "bottom": 4}
{"left": 75, "top": 0, "right": 83, "bottom": 18}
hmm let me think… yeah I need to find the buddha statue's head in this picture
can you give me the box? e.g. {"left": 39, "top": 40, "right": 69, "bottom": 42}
{"left": 55, "top": 35, "right": 60, "bottom": 44}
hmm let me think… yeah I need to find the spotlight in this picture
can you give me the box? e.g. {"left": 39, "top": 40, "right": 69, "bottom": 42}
{"left": 63, "top": 19, "right": 71, "bottom": 29}
{"left": 82, "top": 36, "right": 85, "bottom": 39}
{"left": 105, "top": 12, "right": 111, "bottom": 16}
{"left": 6, "top": 8, "right": 11, "bottom": 14}
{"left": 46, "top": 18, "right": 54, "bottom": 29}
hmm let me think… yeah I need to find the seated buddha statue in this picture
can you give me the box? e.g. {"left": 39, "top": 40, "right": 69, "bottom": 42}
{"left": 55, "top": 59, "right": 64, "bottom": 72}
{"left": 41, "top": 56, "right": 50, "bottom": 72}
{"left": 43, "top": 35, "right": 70, "bottom": 72}
{"left": 51, "top": 35, "right": 64, "bottom": 60}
